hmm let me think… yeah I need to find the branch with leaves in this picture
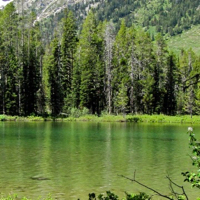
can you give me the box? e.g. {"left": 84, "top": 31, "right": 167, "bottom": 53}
{"left": 119, "top": 170, "right": 188, "bottom": 200}
{"left": 182, "top": 128, "right": 200, "bottom": 189}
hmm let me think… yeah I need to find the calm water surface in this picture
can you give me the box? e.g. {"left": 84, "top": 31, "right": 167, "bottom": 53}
{"left": 0, "top": 122, "right": 199, "bottom": 199}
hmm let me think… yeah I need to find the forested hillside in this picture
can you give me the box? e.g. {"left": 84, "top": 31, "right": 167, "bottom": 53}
{"left": 0, "top": 2, "right": 200, "bottom": 117}
{"left": 95, "top": 0, "right": 200, "bottom": 36}
{"left": 37, "top": 0, "right": 200, "bottom": 50}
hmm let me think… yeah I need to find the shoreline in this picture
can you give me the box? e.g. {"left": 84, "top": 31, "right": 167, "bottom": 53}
{"left": 0, "top": 114, "right": 198, "bottom": 124}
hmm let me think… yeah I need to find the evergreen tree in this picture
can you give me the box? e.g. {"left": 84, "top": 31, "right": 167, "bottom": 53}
{"left": 48, "top": 34, "right": 63, "bottom": 116}
{"left": 114, "top": 82, "right": 128, "bottom": 115}
{"left": 0, "top": 3, "right": 19, "bottom": 115}
{"left": 178, "top": 50, "right": 200, "bottom": 115}
{"left": 61, "top": 9, "right": 77, "bottom": 112}
{"left": 4, "top": 53, "right": 19, "bottom": 115}
{"left": 21, "top": 13, "right": 42, "bottom": 115}
{"left": 163, "top": 53, "right": 177, "bottom": 115}
{"left": 1, "top": 3, "right": 200, "bottom": 117}
{"left": 132, "top": 27, "right": 154, "bottom": 114}
{"left": 153, "top": 33, "right": 169, "bottom": 113}
{"left": 71, "top": 59, "right": 81, "bottom": 109}
{"left": 126, "top": 25, "right": 137, "bottom": 114}
{"left": 78, "top": 11, "right": 105, "bottom": 114}
{"left": 112, "top": 19, "right": 129, "bottom": 114}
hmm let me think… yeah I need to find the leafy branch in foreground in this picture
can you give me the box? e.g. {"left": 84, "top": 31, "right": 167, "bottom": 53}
{"left": 119, "top": 171, "right": 188, "bottom": 200}
{"left": 119, "top": 127, "right": 200, "bottom": 199}
{"left": 88, "top": 128, "right": 200, "bottom": 200}
{"left": 182, "top": 127, "right": 200, "bottom": 189}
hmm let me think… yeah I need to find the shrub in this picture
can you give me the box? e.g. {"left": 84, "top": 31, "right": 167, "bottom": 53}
{"left": 0, "top": 115, "right": 6, "bottom": 121}
{"left": 82, "top": 107, "right": 89, "bottom": 115}
{"left": 70, "top": 108, "right": 82, "bottom": 118}
{"left": 182, "top": 128, "right": 200, "bottom": 189}
{"left": 126, "top": 116, "right": 140, "bottom": 122}
{"left": 88, "top": 191, "right": 149, "bottom": 200}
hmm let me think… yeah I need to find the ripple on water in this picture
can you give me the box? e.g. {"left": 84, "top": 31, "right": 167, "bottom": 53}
{"left": 0, "top": 122, "right": 199, "bottom": 199}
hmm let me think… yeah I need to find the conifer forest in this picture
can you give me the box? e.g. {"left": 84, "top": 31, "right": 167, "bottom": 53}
{"left": 1, "top": 3, "right": 200, "bottom": 117}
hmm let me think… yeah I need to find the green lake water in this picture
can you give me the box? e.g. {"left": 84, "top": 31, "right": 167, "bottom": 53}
{"left": 0, "top": 122, "right": 199, "bottom": 199}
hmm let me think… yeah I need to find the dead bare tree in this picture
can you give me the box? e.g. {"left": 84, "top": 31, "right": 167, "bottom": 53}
{"left": 104, "top": 22, "right": 115, "bottom": 114}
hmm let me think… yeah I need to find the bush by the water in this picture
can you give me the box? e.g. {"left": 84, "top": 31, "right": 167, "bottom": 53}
{"left": 88, "top": 191, "right": 149, "bottom": 200}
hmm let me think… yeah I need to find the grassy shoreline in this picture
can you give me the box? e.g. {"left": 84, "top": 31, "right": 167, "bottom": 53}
{"left": 0, "top": 114, "right": 198, "bottom": 124}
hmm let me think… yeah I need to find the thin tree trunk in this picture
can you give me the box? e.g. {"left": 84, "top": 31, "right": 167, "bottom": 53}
{"left": 104, "top": 23, "right": 114, "bottom": 114}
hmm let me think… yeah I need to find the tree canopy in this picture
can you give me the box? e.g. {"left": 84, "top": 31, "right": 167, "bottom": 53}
{"left": 0, "top": 3, "right": 200, "bottom": 117}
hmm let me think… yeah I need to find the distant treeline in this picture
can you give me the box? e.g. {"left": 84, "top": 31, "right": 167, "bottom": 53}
{"left": 38, "top": 0, "right": 200, "bottom": 46}
{"left": 0, "top": 3, "right": 200, "bottom": 117}
{"left": 95, "top": 0, "right": 200, "bottom": 36}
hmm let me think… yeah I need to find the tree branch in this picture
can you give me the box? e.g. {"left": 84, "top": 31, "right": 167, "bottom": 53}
{"left": 182, "top": 73, "right": 199, "bottom": 84}
{"left": 166, "top": 176, "right": 189, "bottom": 200}
{"left": 119, "top": 171, "right": 173, "bottom": 200}
{"left": 119, "top": 171, "right": 189, "bottom": 200}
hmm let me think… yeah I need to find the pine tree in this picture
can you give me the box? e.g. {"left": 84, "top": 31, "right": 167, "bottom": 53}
{"left": 71, "top": 59, "right": 81, "bottom": 109}
{"left": 126, "top": 25, "right": 137, "bottom": 114}
{"left": 153, "top": 33, "right": 169, "bottom": 113}
{"left": 126, "top": 25, "right": 154, "bottom": 114}
{"left": 114, "top": 82, "right": 128, "bottom": 116}
{"left": 61, "top": 9, "right": 77, "bottom": 112}
{"left": 178, "top": 50, "right": 196, "bottom": 115}
{"left": 4, "top": 53, "right": 19, "bottom": 115}
{"left": 178, "top": 50, "right": 200, "bottom": 115}
{"left": 21, "top": 13, "right": 42, "bottom": 115}
{"left": 163, "top": 53, "right": 177, "bottom": 115}
{"left": 78, "top": 11, "right": 105, "bottom": 114}
{"left": 112, "top": 19, "right": 129, "bottom": 114}
{"left": 0, "top": 3, "right": 19, "bottom": 115}
{"left": 48, "top": 34, "right": 63, "bottom": 116}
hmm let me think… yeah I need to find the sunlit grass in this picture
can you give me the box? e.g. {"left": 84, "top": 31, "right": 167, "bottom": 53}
{"left": 167, "top": 25, "right": 200, "bottom": 55}
{"left": 1, "top": 114, "right": 200, "bottom": 123}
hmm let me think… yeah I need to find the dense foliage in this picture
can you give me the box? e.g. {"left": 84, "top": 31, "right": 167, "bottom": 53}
{"left": 95, "top": 0, "right": 200, "bottom": 36}
{"left": 182, "top": 128, "right": 200, "bottom": 189}
{"left": 35, "top": 0, "right": 200, "bottom": 45}
{"left": 88, "top": 191, "right": 149, "bottom": 200}
{"left": 0, "top": 3, "right": 200, "bottom": 117}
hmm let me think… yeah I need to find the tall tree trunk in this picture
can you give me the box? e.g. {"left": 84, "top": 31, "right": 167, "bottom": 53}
{"left": 104, "top": 23, "right": 114, "bottom": 114}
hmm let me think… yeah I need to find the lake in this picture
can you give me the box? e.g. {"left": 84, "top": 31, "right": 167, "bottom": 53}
{"left": 0, "top": 122, "right": 199, "bottom": 199}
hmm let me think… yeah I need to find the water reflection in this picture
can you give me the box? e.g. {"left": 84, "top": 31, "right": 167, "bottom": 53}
{"left": 0, "top": 122, "right": 199, "bottom": 199}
